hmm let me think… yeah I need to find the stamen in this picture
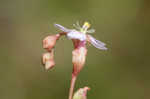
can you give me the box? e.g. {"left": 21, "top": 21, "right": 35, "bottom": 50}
{"left": 80, "top": 22, "right": 91, "bottom": 34}
{"left": 76, "top": 21, "right": 81, "bottom": 28}
{"left": 73, "top": 24, "right": 80, "bottom": 30}
{"left": 83, "top": 22, "right": 90, "bottom": 29}
{"left": 87, "top": 29, "right": 95, "bottom": 33}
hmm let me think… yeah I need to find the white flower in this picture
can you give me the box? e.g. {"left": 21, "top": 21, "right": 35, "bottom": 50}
{"left": 54, "top": 22, "right": 107, "bottom": 50}
{"left": 67, "top": 30, "right": 86, "bottom": 41}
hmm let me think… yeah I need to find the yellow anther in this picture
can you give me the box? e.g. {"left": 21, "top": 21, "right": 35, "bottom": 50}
{"left": 83, "top": 22, "right": 90, "bottom": 28}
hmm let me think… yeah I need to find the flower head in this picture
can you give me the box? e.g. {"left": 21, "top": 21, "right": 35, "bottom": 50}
{"left": 54, "top": 22, "right": 108, "bottom": 76}
{"left": 54, "top": 22, "right": 107, "bottom": 50}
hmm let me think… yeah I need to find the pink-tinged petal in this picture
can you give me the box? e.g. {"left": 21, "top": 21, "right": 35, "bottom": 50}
{"left": 87, "top": 35, "right": 107, "bottom": 50}
{"left": 54, "top": 24, "right": 71, "bottom": 32}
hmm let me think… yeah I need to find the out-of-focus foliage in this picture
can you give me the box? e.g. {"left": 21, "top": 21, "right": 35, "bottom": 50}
{"left": 0, "top": 0, "right": 150, "bottom": 99}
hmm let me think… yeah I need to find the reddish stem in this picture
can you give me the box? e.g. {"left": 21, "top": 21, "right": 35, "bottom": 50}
{"left": 68, "top": 74, "right": 77, "bottom": 99}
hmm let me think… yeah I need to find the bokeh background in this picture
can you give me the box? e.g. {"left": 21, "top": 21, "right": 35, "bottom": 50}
{"left": 0, "top": 0, "right": 150, "bottom": 99}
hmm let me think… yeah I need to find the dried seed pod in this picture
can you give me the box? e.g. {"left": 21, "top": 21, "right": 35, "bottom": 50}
{"left": 43, "top": 34, "right": 60, "bottom": 51}
{"left": 42, "top": 50, "right": 55, "bottom": 70}
{"left": 72, "top": 47, "right": 87, "bottom": 76}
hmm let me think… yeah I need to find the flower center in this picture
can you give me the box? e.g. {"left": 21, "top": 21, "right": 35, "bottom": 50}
{"left": 80, "top": 22, "right": 90, "bottom": 34}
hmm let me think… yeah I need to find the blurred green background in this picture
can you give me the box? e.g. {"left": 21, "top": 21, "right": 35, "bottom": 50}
{"left": 0, "top": 0, "right": 150, "bottom": 99}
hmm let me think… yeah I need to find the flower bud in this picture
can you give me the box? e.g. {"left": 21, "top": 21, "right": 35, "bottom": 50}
{"left": 43, "top": 34, "right": 60, "bottom": 51}
{"left": 72, "top": 47, "right": 87, "bottom": 76}
{"left": 73, "top": 87, "right": 90, "bottom": 99}
{"left": 42, "top": 50, "right": 55, "bottom": 70}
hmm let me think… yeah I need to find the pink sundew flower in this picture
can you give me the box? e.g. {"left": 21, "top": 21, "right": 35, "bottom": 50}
{"left": 54, "top": 22, "right": 107, "bottom": 50}
{"left": 54, "top": 22, "right": 107, "bottom": 76}
{"left": 42, "top": 22, "right": 107, "bottom": 99}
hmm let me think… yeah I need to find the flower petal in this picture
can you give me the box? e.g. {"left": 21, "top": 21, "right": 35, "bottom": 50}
{"left": 87, "top": 35, "right": 107, "bottom": 50}
{"left": 54, "top": 24, "right": 71, "bottom": 32}
{"left": 67, "top": 30, "right": 86, "bottom": 41}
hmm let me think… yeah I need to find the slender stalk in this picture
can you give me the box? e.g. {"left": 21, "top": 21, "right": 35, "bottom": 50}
{"left": 68, "top": 74, "right": 77, "bottom": 99}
